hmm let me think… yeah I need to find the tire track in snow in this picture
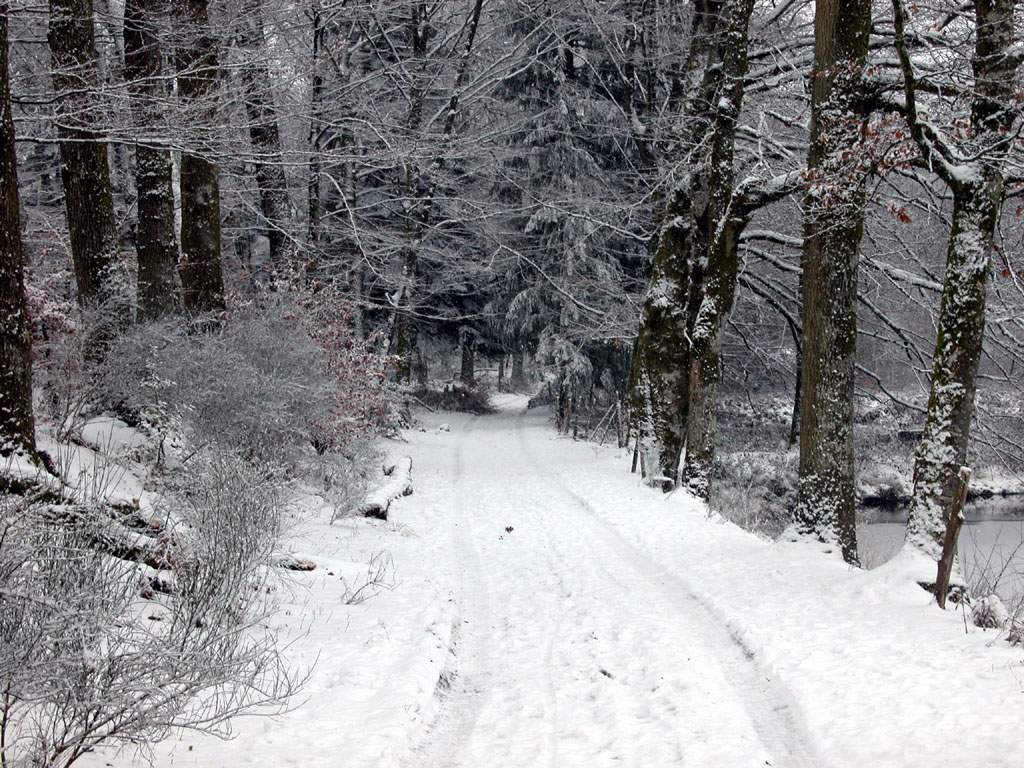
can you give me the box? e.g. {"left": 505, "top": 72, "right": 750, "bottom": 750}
{"left": 409, "top": 415, "right": 500, "bottom": 768}
{"left": 512, "top": 413, "right": 820, "bottom": 768}
{"left": 411, "top": 408, "right": 821, "bottom": 767}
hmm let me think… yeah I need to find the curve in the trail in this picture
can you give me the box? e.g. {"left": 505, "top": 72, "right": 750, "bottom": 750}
{"left": 407, "top": 408, "right": 819, "bottom": 768}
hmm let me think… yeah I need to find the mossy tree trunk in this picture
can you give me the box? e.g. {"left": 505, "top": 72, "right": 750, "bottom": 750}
{"left": 176, "top": 0, "right": 225, "bottom": 317}
{"left": 124, "top": 0, "right": 179, "bottom": 321}
{"left": 0, "top": 3, "right": 35, "bottom": 456}
{"left": 793, "top": 0, "right": 873, "bottom": 565}
{"left": 626, "top": 0, "right": 728, "bottom": 488}
{"left": 679, "top": 0, "right": 754, "bottom": 500}
{"left": 896, "top": 0, "right": 1019, "bottom": 573}
{"left": 49, "top": 0, "right": 129, "bottom": 356}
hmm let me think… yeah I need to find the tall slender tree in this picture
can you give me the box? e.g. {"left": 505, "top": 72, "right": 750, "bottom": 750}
{"left": 124, "top": 0, "right": 179, "bottom": 320}
{"left": 793, "top": 0, "right": 873, "bottom": 565}
{"left": 678, "top": 0, "right": 760, "bottom": 499}
{"left": 238, "top": 0, "right": 295, "bottom": 270}
{"left": 48, "top": 0, "right": 128, "bottom": 353}
{"left": 626, "top": 0, "right": 729, "bottom": 487}
{"left": 177, "top": 0, "right": 226, "bottom": 316}
{"left": 893, "top": 0, "right": 1021, "bottom": 599}
{"left": 0, "top": 2, "right": 35, "bottom": 456}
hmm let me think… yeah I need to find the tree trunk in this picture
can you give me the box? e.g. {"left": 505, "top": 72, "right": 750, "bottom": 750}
{"left": 389, "top": 2, "right": 429, "bottom": 383}
{"left": 793, "top": 0, "right": 872, "bottom": 565}
{"left": 124, "top": 0, "right": 179, "bottom": 320}
{"left": 460, "top": 336, "right": 475, "bottom": 388}
{"left": 895, "top": 0, "right": 1018, "bottom": 585}
{"left": 626, "top": 1, "right": 728, "bottom": 487}
{"left": 679, "top": 0, "right": 755, "bottom": 501}
{"left": 307, "top": 0, "right": 324, "bottom": 248}
{"left": 176, "top": 0, "right": 225, "bottom": 317}
{"left": 906, "top": 181, "right": 1002, "bottom": 558}
{"left": 511, "top": 350, "right": 525, "bottom": 389}
{"left": 48, "top": 0, "right": 129, "bottom": 356}
{"left": 239, "top": 0, "right": 294, "bottom": 270}
{"left": 0, "top": 4, "right": 36, "bottom": 456}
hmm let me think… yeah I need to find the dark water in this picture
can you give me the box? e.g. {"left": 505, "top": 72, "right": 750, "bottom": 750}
{"left": 858, "top": 499, "right": 1024, "bottom": 604}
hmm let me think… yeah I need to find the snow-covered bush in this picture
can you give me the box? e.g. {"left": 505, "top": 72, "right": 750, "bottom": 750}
{"left": 0, "top": 454, "right": 297, "bottom": 768}
{"left": 54, "top": 285, "right": 397, "bottom": 479}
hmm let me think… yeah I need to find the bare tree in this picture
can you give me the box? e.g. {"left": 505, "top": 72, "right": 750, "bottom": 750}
{"left": 793, "top": 0, "right": 873, "bottom": 565}
{"left": 893, "top": 0, "right": 1022, "bottom": 602}
{"left": 0, "top": 1, "right": 35, "bottom": 456}
{"left": 124, "top": 0, "right": 179, "bottom": 320}
{"left": 48, "top": 0, "right": 129, "bottom": 354}
{"left": 626, "top": 0, "right": 730, "bottom": 487}
{"left": 678, "top": 0, "right": 756, "bottom": 499}
{"left": 176, "top": 0, "right": 226, "bottom": 317}
{"left": 237, "top": 0, "right": 295, "bottom": 270}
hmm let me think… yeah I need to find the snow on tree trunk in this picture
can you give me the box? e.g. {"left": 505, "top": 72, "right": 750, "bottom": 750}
{"left": 0, "top": 4, "right": 35, "bottom": 455}
{"left": 680, "top": 0, "right": 755, "bottom": 501}
{"left": 903, "top": 0, "right": 1018, "bottom": 565}
{"left": 793, "top": 0, "right": 872, "bottom": 565}
{"left": 49, "top": 0, "right": 130, "bottom": 357}
{"left": 626, "top": 1, "right": 728, "bottom": 488}
{"left": 176, "top": 0, "right": 226, "bottom": 317}
{"left": 906, "top": 185, "right": 999, "bottom": 558}
{"left": 124, "top": 0, "right": 179, "bottom": 321}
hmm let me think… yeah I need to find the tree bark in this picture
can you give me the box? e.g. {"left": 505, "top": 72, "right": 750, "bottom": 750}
{"left": 238, "top": 0, "right": 294, "bottom": 270}
{"left": 0, "top": 3, "right": 36, "bottom": 456}
{"left": 176, "top": 0, "right": 225, "bottom": 317}
{"left": 124, "top": 0, "right": 179, "bottom": 320}
{"left": 625, "top": 1, "right": 728, "bottom": 487}
{"left": 460, "top": 335, "right": 475, "bottom": 387}
{"left": 511, "top": 350, "right": 525, "bottom": 389}
{"left": 389, "top": 1, "right": 430, "bottom": 383}
{"left": 307, "top": 0, "right": 324, "bottom": 248}
{"left": 679, "top": 0, "right": 755, "bottom": 500}
{"left": 793, "top": 0, "right": 872, "bottom": 565}
{"left": 894, "top": 0, "right": 1019, "bottom": 580}
{"left": 48, "top": 0, "right": 129, "bottom": 355}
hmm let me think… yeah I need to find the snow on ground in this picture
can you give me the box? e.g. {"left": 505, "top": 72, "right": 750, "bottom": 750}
{"left": 81, "top": 400, "right": 1024, "bottom": 768}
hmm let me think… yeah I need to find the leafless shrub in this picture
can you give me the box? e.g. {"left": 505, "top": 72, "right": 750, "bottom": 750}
{"left": 709, "top": 450, "right": 797, "bottom": 539}
{"left": 341, "top": 551, "right": 396, "bottom": 605}
{"left": 412, "top": 385, "right": 494, "bottom": 415}
{"left": 0, "top": 452, "right": 299, "bottom": 768}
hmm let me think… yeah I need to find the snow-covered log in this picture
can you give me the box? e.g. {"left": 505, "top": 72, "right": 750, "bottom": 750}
{"left": 353, "top": 457, "right": 413, "bottom": 521}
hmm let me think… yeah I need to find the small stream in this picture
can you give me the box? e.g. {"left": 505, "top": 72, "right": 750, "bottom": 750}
{"left": 858, "top": 498, "right": 1024, "bottom": 606}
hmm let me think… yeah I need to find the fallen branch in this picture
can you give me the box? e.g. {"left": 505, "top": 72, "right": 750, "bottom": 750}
{"left": 271, "top": 554, "right": 316, "bottom": 571}
{"left": 344, "top": 457, "right": 413, "bottom": 522}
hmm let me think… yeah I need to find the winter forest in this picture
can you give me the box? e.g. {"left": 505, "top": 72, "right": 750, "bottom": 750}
{"left": 2, "top": 0, "right": 1024, "bottom": 766}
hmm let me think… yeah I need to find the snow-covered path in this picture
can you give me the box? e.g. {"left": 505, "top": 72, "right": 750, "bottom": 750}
{"left": 80, "top": 398, "right": 1024, "bottom": 768}
{"left": 408, "top": 406, "right": 814, "bottom": 768}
